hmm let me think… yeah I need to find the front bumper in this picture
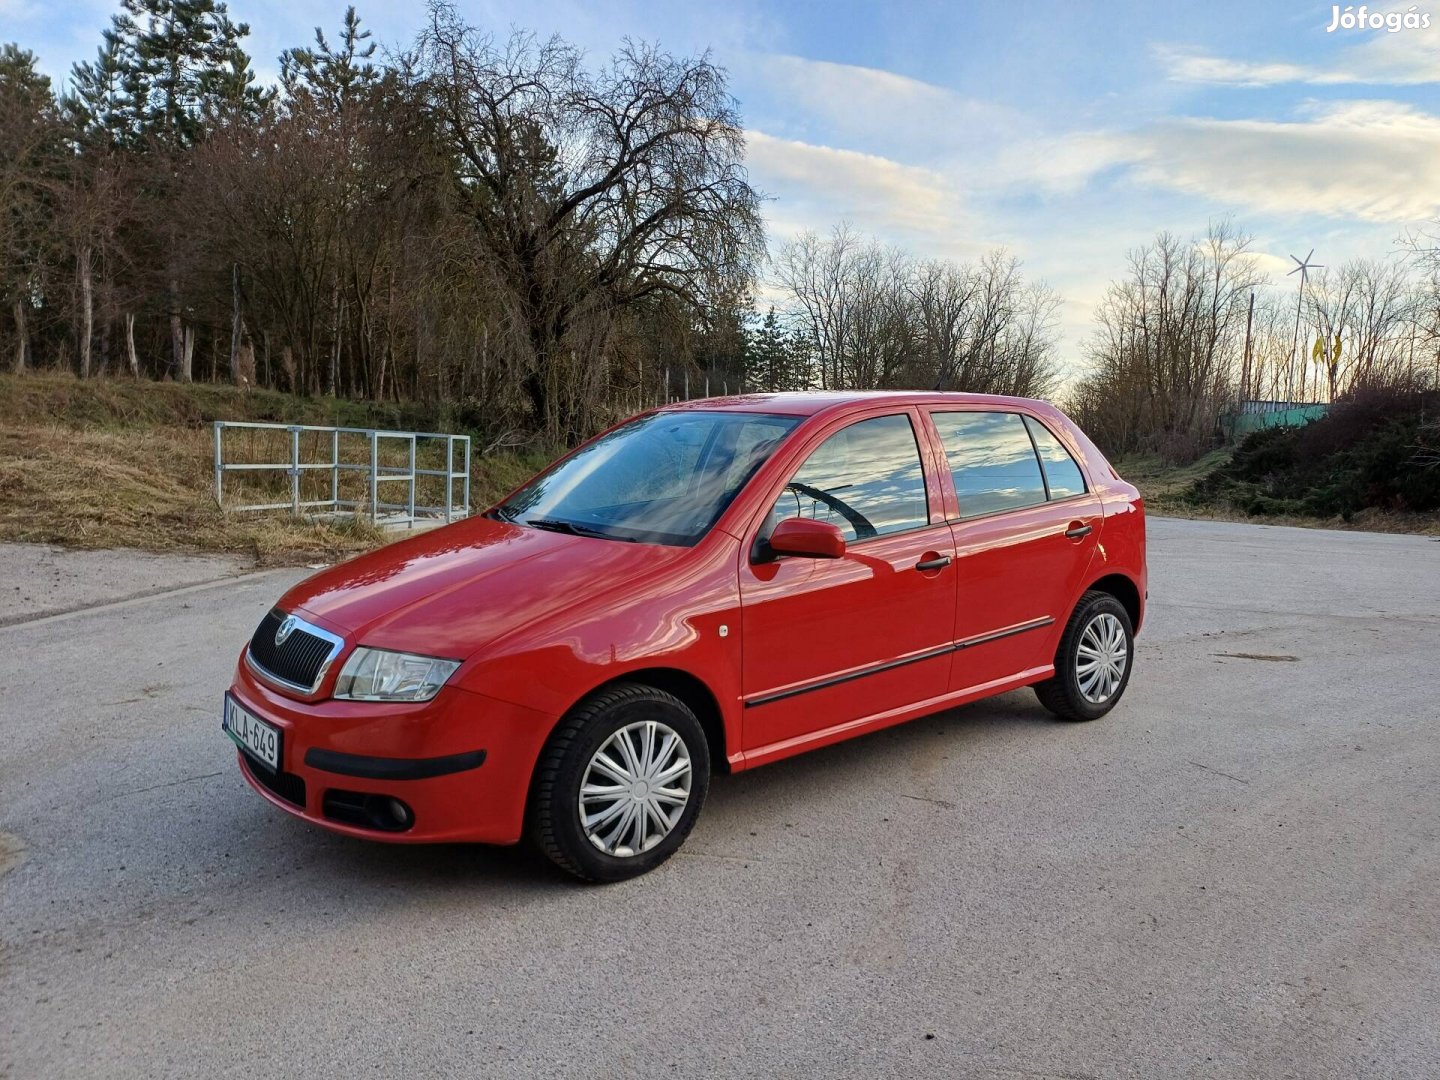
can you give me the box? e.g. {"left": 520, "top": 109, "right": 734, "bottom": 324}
{"left": 227, "top": 654, "right": 554, "bottom": 844}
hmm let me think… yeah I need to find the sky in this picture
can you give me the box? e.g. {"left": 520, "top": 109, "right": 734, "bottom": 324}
{"left": 7, "top": 0, "right": 1440, "bottom": 374}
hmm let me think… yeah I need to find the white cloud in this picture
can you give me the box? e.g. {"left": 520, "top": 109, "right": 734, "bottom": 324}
{"left": 1121, "top": 100, "right": 1440, "bottom": 222}
{"left": 744, "top": 129, "right": 966, "bottom": 237}
{"left": 1155, "top": 32, "right": 1440, "bottom": 86}
{"left": 753, "top": 54, "right": 960, "bottom": 116}
{"left": 741, "top": 53, "right": 1021, "bottom": 155}
{"left": 988, "top": 131, "right": 1137, "bottom": 194}
{"left": 1155, "top": 46, "right": 1317, "bottom": 87}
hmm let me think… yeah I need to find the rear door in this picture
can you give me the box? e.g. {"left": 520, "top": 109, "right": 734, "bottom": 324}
{"left": 739, "top": 411, "right": 958, "bottom": 753}
{"left": 927, "top": 409, "right": 1102, "bottom": 694}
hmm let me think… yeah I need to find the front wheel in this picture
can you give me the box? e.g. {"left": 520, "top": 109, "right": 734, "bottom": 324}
{"left": 1034, "top": 591, "right": 1134, "bottom": 722}
{"left": 528, "top": 682, "right": 710, "bottom": 882}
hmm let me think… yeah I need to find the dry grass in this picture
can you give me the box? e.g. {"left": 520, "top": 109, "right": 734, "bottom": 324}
{"left": 0, "top": 374, "right": 551, "bottom": 565}
{"left": 0, "top": 424, "right": 390, "bottom": 563}
{"left": 1115, "top": 448, "right": 1234, "bottom": 503}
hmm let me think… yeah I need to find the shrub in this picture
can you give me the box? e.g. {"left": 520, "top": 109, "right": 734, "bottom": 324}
{"left": 1185, "top": 387, "right": 1440, "bottom": 517}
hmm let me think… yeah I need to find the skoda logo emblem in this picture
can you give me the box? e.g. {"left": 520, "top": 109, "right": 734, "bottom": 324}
{"left": 274, "top": 615, "right": 299, "bottom": 646}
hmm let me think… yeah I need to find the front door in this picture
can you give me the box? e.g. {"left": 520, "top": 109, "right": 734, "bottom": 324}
{"left": 929, "top": 409, "right": 1102, "bottom": 693}
{"left": 739, "top": 412, "right": 958, "bottom": 754}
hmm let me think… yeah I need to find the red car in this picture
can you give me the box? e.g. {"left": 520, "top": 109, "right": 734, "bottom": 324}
{"left": 224, "top": 392, "right": 1145, "bottom": 880}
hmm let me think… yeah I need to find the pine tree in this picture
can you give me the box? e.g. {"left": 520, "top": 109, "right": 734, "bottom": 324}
{"left": 0, "top": 44, "right": 62, "bottom": 371}
{"left": 745, "top": 306, "right": 810, "bottom": 392}
{"left": 63, "top": 0, "right": 269, "bottom": 381}
{"left": 280, "top": 6, "right": 380, "bottom": 112}
{"left": 69, "top": 0, "right": 267, "bottom": 150}
{"left": 65, "top": 34, "right": 128, "bottom": 147}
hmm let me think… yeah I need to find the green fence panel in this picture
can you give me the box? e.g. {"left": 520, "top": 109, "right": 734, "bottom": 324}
{"left": 1222, "top": 404, "right": 1328, "bottom": 440}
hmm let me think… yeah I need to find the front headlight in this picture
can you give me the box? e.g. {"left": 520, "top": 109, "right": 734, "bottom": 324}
{"left": 332, "top": 647, "right": 462, "bottom": 702}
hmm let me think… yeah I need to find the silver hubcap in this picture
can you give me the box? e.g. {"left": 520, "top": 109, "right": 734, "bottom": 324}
{"left": 1077, "top": 612, "right": 1128, "bottom": 703}
{"left": 579, "top": 720, "right": 692, "bottom": 857}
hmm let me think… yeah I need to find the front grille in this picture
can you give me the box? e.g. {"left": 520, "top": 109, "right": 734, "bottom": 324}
{"left": 247, "top": 609, "right": 340, "bottom": 693}
{"left": 241, "top": 754, "right": 307, "bottom": 808}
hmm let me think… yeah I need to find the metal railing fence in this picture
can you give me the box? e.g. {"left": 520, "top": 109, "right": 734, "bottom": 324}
{"left": 213, "top": 421, "right": 471, "bottom": 528}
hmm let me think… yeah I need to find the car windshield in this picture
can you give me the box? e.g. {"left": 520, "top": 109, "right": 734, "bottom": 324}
{"left": 494, "top": 410, "right": 801, "bottom": 546}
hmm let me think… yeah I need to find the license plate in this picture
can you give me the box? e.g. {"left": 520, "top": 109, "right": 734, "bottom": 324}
{"left": 223, "top": 694, "right": 281, "bottom": 772}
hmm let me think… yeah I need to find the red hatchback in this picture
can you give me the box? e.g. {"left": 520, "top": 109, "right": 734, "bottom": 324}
{"left": 224, "top": 392, "right": 1146, "bottom": 880}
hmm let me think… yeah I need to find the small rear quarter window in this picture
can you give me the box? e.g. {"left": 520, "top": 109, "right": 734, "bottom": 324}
{"left": 1023, "top": 416, "right": 1087, "bottom": 499}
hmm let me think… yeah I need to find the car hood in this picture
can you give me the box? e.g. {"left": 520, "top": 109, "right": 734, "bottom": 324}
{"left": 279, "top": 515, "right": 690, "bottom": 659}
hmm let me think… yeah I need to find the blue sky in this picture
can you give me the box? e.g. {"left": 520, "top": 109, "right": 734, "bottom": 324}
{"left": 8, "top": 0, "right": 1440, "bottom": 372}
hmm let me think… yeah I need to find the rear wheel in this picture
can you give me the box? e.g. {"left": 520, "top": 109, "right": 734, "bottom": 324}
{"left": 528, "top": 682, "right": 709, "bottom": 882}
{"left": 1034, "top": 590, "right": 1134, "bottom": 722}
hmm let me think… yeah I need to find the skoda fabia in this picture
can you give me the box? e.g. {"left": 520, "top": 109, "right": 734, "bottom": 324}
{"left": 224, "top": 392, "right": 1146, "bottom": 880}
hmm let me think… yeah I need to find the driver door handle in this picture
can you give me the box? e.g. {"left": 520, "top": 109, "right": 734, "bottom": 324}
{"left": 915, "top": 554, "right": 952, "bottom": 572}
{"left": 1064, "top": 523, "right": 1093, "bottom": 539}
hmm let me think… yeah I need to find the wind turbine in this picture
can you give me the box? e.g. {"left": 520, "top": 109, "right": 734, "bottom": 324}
{"left": 1287, "top": 250, "right": 1323, "bottom": 402}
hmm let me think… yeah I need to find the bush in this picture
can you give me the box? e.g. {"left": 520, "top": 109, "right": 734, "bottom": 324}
{"left": 1184, "top": 388, "right": 1440, "bottom": 518}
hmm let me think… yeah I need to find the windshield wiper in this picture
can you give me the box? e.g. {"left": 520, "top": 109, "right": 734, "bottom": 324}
{"left": 522, "top": 517, "right": 638, "bottom": 543}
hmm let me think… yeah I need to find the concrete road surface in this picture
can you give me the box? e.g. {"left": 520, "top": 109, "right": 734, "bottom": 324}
{"left": 1, "top": 519, "right": 1437, "bottom": 1079}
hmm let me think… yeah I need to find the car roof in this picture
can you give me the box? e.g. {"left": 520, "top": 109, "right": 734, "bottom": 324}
{"left": 655, "top": 390, "right": 1055, "bottom": 418}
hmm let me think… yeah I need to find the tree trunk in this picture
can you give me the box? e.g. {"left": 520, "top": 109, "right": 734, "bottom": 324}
{"left": 229, "top": 263, "right": 244, "bottom": 385}
{"left": 12, "top": 299, "right": 26, "bottom": 373}
{"left": 169, "top": 279, "right": 187, "bottom": 381}
{"left": 125, "top": 313, "right": 139, "bottom": 376}
{"left": 328, "top": 280, "right": 341, "bottom": 397}
{"left": 78, "top": 245, "right": 94, "bottom": 378}
{"left": 377, "top": 339, "right": 388, "bottom": 404}
{"left": 181, "top": 324, "right": 195, "bottom": 382}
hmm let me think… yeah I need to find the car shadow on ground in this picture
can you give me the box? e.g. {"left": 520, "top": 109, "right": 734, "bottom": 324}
{"left": 710, "top": 687, "right": 1055, "bottom": 808}
{"left": 251, "top": 687, "right": 1059, "bottom": 891}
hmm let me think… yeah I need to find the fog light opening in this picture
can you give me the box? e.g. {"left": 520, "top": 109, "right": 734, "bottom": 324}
{"left": 378, "top": 796, "right": 414, "bottom": 831}
{"left": 320, "top": 790, "right": 415, "bottom": 832}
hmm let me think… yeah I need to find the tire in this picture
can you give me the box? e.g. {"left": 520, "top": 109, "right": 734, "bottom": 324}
{"left": 1034, "top": 590, "right": 1134, "bottom": 722}
{"left": 527, "top": 681, "right": 710, "bottom": 882}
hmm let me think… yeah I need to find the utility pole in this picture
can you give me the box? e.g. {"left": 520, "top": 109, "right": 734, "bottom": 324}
{"left": 1241, "top": 289, "right": 1255, "bottom": 403}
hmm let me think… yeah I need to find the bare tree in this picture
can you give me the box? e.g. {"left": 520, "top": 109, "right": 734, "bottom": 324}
{"left": 773, "top": 226, "right": 1057, "bottom": 397}
{"left": 1072, "top": 221, "right": 1261, "bottom": 460}
{"left": 418, "top": 7, "right": 763, "bottom": 438}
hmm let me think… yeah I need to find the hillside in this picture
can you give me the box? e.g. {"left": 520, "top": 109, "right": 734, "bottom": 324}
{"left": 0, "top": 374, "right": 548, "bottom": 563}
{"left": 1123, "top": 388, "right": 1440, "bottom": 536}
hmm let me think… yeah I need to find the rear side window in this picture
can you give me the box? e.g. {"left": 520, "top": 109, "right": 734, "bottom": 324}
{"left": 774, "top": 414, "right": 928, "bottom": 541}
{"left": 932, "top": 411, "right": 1046, "bottom": 517}
{"left": 1023, "top": 416, "right": 1087, "bottom": 499}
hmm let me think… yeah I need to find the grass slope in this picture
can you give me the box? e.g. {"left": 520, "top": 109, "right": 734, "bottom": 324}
{"left": 1117, "top": 391, "right": 1440, "bottom": 536}
{"left": 0, "top": 373, "right": 550, "bottom": 563}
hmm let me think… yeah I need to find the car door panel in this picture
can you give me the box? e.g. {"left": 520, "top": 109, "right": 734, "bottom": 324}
{"left": 739, "top": 411, "right": 957, "bottom": 753}
{"left": 924, "top": 408, "right": 1103, "bottom": 694}
{"left": 740, "top": 523, "right": 957, "bottom": 750}
{"left": 948, "top": 497, "right": 1102, "bottom": 692}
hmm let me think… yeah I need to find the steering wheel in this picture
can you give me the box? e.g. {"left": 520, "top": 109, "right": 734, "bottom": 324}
{"left": 784, "top": 481, "right": 877, "bottom": 540}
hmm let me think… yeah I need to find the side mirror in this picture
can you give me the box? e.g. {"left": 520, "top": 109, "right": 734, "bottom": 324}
{"left": 767, "top": 517, "right": 847, "bottom": 560}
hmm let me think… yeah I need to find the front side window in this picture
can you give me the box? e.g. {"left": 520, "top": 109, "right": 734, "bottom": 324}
{"left": 933, "top": 411, "right": 1047, "bottom": 517}
{"left": 1023, "top": 415, "right": 1087, "bottom": 499}
{"left": 770, "top": 414, "right": 929, "bottom": 542}
{"left": 497, "top": 410, "right": 800, "bottom": 546}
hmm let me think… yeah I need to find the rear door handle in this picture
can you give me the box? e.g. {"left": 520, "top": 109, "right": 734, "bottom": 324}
{"left": 915, "top": 555, "right": 952, "bottom": 571}
{"left": 1064, "top": 524, "right": 1093, "bottom": 539}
